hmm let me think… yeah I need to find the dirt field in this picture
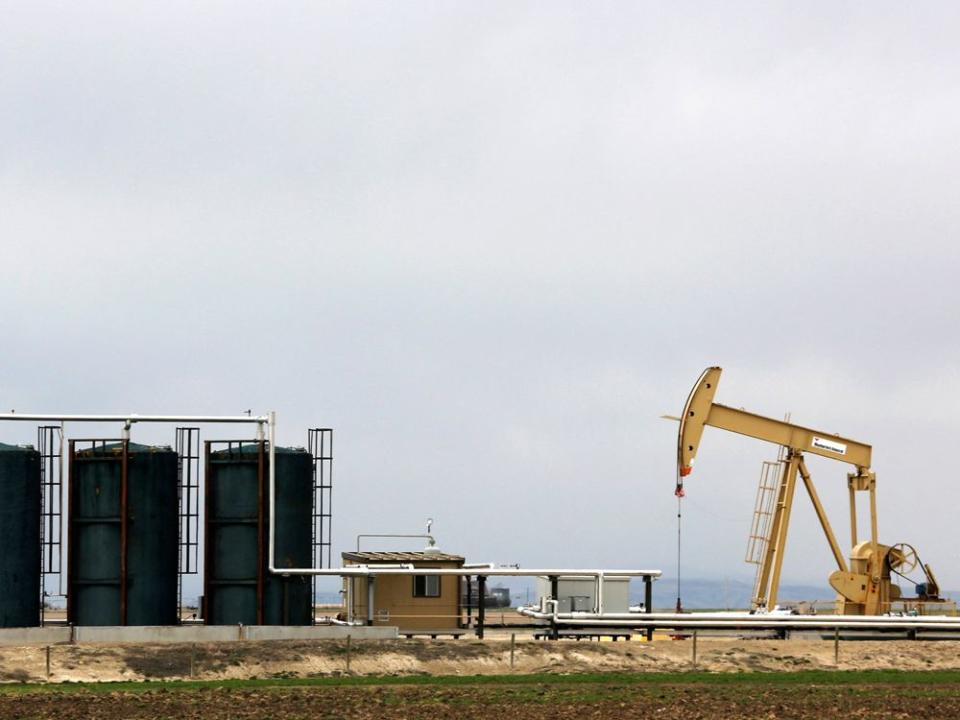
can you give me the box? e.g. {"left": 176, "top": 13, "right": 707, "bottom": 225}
{"left": 3, "top": 639, "right": 960, "bottom": 719}
{"left": 3, "top": 672, "right": 960, "bottom": 719}
{"left": 2, "top": 637, "right": 960, "bottom": 682}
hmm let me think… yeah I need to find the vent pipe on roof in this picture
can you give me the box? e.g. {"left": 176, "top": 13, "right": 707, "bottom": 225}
{"left": 424, "top": 518, "right": 441, "bottom": 553}
{"left": 423, "top": 537, "right": 442, "bottom": 554}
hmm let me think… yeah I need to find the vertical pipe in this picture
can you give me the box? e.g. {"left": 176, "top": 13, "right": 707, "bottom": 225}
{"left": 58, "top": 422, "right": 65, "bottom": 598}
{"left": 348, "top": 576, "right": 355, "bottom": 623}
{"left": 366, "top": 577, "right": 375, "bottom": 625}
{"left": 267, "top": 413, "right": 276, "bottom": 572}
{"left": 466, "top": 576, "right": 473, "bottom": 627}
{"left": 202, "top": 441, "right": 212, "bottom": 624}
{"left": 256, "top": 440, "right": 265, "bottom": 626}
{"left": 66, "top": 441, "right": 75, "bottom": 625}
{"left": 868, "top": 478, "right": 879, "bottom": 558}
{"left": 119, "top": 440, "right": 129, "bottom": 625}
{"left": 477, "top": 575, "right": 486, "bottom": 640}
{"left": 549, "top": 575, "right": 559, "bottom": 640}
{"left": 644, "top": 576, "right": 654, "bottom": 642}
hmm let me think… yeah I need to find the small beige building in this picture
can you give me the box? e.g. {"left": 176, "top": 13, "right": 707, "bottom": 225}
{"left": 342, "top": 551, "right": 465, "bottom": 632}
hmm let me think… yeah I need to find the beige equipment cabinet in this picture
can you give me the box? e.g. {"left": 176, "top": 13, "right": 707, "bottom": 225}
{"left": 676, "top": 366, "right": 944, "bottom": 615}
{"left": 342, "top": 551, "right": 464, "bottom": 632}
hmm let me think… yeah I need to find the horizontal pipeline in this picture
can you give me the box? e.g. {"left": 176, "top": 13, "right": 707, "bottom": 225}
{"left": 278, "top": 566, "right": 661, "bottom": 578}
{"left": 0, "top": 414, "right": 269, "bottom": 423}
{"left": 531, "top": 611, "right": 959, "bottom": 624}
{"left": 518, "top": 610, "right": 960, "bottom": 631}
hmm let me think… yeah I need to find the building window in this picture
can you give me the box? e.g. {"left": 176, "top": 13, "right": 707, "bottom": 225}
{"left": 413, "top": 575, "right": 440, "bottom": 598}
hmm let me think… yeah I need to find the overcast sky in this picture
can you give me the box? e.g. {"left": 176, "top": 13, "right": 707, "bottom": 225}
{"left": 2, "top": 2, "right": 959, "bottom": 602}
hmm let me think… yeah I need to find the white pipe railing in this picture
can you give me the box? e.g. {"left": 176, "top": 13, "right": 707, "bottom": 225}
{"left": 0, "top": 413, "right": 663, "bottom": 591}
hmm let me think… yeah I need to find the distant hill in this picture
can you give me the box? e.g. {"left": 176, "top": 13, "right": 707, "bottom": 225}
{"left": 645, "top": 577, "right": 832, "bottom": 610}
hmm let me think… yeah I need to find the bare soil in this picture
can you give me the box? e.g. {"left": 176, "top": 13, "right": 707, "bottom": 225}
{"left": 1, "top": 638, "right": 960, "bottom": 683}
{"left": 3, "top": 640, "right": 960, "bottom": 718}
{"left": 3, "top": 680, "right": 960, "bottom": 719}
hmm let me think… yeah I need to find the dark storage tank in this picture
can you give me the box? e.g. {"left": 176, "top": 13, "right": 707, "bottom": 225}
{"left": 68, "top": 441, "right": 179, "bottom": 626}
{"left": 0, "top": 443, "right": 41, "bottom": 627}
{"left": 204, "top": 442, "right": 313, "bottom": 625}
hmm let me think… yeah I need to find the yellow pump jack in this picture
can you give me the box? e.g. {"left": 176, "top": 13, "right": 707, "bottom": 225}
{"left": 676, "top": 367, "right": 944, "bottom": 615}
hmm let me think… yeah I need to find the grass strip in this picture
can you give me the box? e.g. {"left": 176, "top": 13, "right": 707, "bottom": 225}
{"left": 2, "top": 668, "right": 960, "bottom": 695}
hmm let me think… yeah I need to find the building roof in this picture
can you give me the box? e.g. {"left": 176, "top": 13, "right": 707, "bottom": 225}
{"left": 341, "top": 551, "right": 465, "bottom": 564}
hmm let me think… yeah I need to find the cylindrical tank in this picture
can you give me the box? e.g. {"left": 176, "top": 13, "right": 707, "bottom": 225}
{"left": 204, "top": 442, "right": 313, "bottom": 625}
{"left": 68, "top": 441, "right": 179, "bottom": 626}
{"left": 0, "top": 443, "right": 41, "bottom": 627}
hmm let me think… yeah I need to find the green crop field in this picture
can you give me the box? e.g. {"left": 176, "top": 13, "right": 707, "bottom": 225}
{"left": 2, "top": 670, "right": 960, "bottom": 719}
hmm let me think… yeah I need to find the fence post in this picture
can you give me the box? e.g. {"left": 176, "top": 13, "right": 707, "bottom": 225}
{"left": 692, "top": 630, "right": 698, "bottom": 669}
{"left": 346, "top": 634, "right": 352, "bottom": 672}
{"left": 510, "top": 633, "right": 516, "bottom": 669}
{"left": 45, "top": 645, "right": 51, "bottom": 680}
{"left": 834, "top": 627, "right": 839, "bottom": 665}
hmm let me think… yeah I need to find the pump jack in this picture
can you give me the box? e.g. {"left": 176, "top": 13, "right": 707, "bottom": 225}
{"left": 676, "top": 366, "right": 945, "bottom": 615}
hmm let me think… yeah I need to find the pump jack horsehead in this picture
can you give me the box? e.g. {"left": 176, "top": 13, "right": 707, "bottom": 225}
{"left": 675, "top": 366, "right": 946, "bottom": 615}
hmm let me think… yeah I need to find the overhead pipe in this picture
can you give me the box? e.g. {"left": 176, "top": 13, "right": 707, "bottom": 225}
{"left": 0, "top": 414, "right": 271, "bottom": 424}
{"left": 520, "top": 615, "right": 960, "bottom": 632}
{"left": 283, "top": 564, "right": 659, "bottom": 578}
{"left": 263, "top": 414, "right": 661, "bottom": 578}
{"left": 520, "top": 610, "right": 960, "bottom": 623}
{"left": 1, "top": 414, "right": 662, "bottom": 590}
{"left": 516, "top": 607, "right": 960, "bottom": 631}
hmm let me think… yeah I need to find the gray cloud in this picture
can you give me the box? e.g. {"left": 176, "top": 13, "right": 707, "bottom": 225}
{"left": 2, "top": 2, "right": 958, "bottom": 601}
